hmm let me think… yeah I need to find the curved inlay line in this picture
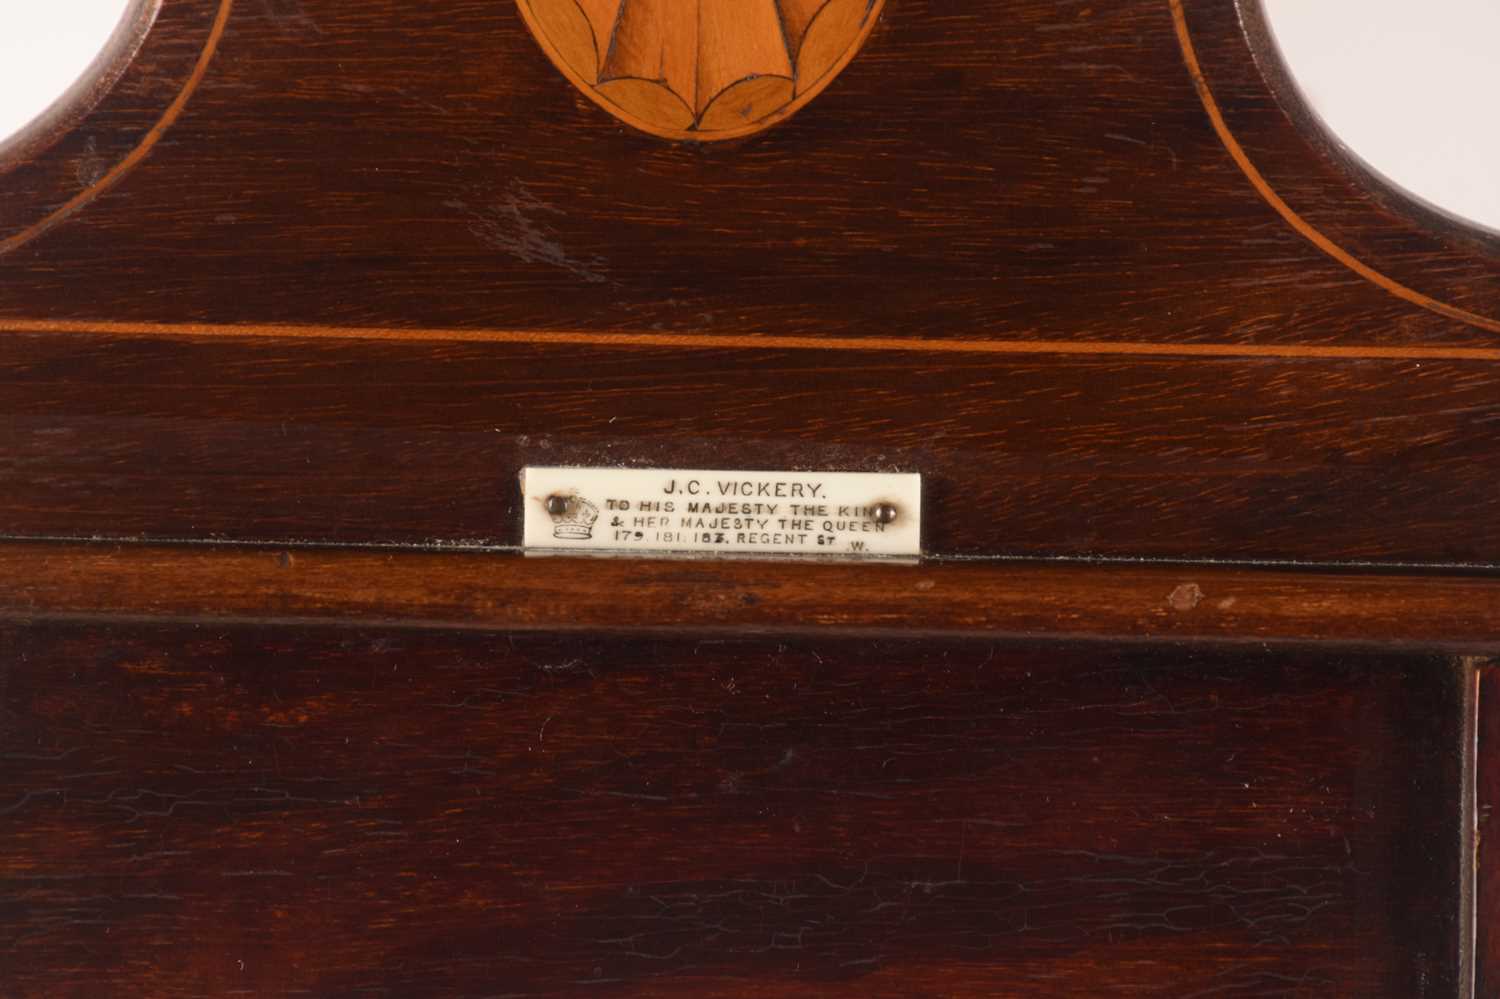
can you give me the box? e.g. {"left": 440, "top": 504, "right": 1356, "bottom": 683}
{"left": 7, "top": 0, "right": 1498, "bottom": 354}
{"left": 1168, "top": 0, "right": 1500, "bottom": 335}
{"left": 0, "top": 0, "right": 235, "bottom": 256}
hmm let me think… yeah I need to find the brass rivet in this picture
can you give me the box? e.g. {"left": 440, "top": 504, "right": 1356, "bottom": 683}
{"left": 545, "top": 494, "right": 572, "bottom": 516}
{"left": 872, "top": 502, "right": 899, "bottom": 525}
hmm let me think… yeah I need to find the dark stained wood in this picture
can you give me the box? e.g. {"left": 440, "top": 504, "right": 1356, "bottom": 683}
{"left": 1478, "top": 666, "right": 1500, "bottom": 997}
{"left": 0, "top": 622, "right": 1473, "bottom": 996}
{"left": 7, "top": 330, "right": 1500, "bottom": 566}
{"left": 4, "top": 0, "right": 1498, "bottom": 993}
{"left": 0, "top": 0, "right": 1494, "bottom": 345}
{"left": 0, "top": 0, "right": 1498, "bottom": 568}
{"left": 0, "top": 3, "right": 1497, "bottom": 567}
{"left": 8, "top": 541, "right": 1500, "bottom": 653}
{"left": 0, "top": 0, "right": 226, "bottom": 253}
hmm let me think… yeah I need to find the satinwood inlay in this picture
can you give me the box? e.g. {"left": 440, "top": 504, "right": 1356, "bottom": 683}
{"left": 516, "top": 0, "right": 885, "bottom": 141}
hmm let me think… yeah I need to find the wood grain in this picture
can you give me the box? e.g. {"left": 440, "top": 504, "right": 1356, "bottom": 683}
{"left": 0, "top": 0, "right": 1495, "bottom": 992}
{"left": 0, "top": 622, "right": 1471, "bottom": 996}
{"left": 0, "top": 0, "right": 228, "bottom": 255}
{"left": 7, "top": 330, "right": 1500, "bottom": 567}
{"left": 8, "top": 541, "right": 1500, "bottom": 653}
{"left": 0, "top": 0, "right": 1494, "bottom": 346}
{"left": 2, "top": 1, "right": 1497, "bottom": 571}
{"left": 1478, "top": 667, "right": 1500, "bottom": 997}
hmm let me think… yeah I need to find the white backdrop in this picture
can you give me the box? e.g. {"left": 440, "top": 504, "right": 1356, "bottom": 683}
{"left": 1261, "top": 0, "right": 1500, "bottom": 233}
{"left": 0, "top": 1, "right": 132, "bottom": 145}
{"left": 0, "top": 1, "right": 1495, "bottom": 232}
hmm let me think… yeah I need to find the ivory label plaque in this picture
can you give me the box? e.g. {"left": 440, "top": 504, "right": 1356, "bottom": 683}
{"left": 521, "top": 467, "right": 921, "bottom": 557}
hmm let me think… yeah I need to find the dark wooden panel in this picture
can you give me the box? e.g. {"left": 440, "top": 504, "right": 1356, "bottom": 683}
{"left": 3, "top": 0, "right": 1500, "bottom": 569}
{"left": 0, "top": 0, "right": 1494, "bottom": 346}
{"left": 6, "top": 332, "right": 1500, "bottom": 565}
{"left": 0, "top": 4, "right": 1488, "bottom": 996}
{"left": 9, "top": 542, "right": 1500, "bottom": 653}
{"left": 0, "top": 623, "right": 1470, "bottom": 996}
{"left": 1478, "top": 667, "right": 1500, "bottom": 996}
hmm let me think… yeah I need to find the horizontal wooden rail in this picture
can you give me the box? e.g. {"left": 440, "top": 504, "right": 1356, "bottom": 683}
{"left": 4, "top": 541, "right": 1500, "bottom": 650}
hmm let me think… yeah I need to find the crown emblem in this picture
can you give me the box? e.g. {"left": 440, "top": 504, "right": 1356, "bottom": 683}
{"left": 516, "top": 0, "right": 885, "bottom": 141}
{"left": 546, "top": 494, "right": 600, "bottom": 540}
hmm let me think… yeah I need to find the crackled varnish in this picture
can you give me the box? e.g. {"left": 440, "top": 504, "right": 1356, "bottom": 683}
{"left": 3, "top": 0, "right": 1500, "bottom": 995}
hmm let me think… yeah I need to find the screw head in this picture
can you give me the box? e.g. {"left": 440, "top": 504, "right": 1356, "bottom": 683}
{"left": 545, "top": 494, "right": 572, "bottom": 516}
{"left": 872, "top": 502, "right": 899, "bottom": 525}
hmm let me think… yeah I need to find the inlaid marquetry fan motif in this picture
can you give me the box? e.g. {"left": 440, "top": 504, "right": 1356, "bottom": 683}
{"left": 516, "top": 0, "right": 885, "bottom": 140}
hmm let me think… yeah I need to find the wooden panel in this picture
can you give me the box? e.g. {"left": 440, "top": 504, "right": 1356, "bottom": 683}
{"left": 0, "top": 4, "right": 1488, "bottom": 995}
{"left": 1478, "top": 667, "right": 1500, "bottom": 996}
{"left": 0, "top": 0, "right": 1494, "bottom": 347}
{"left": 6, "top": 331, "right": 1500, "bottom": 565}
{"left": 9, "top": 542, "right": 1500, "bottom": 653}
{"left": 0, "top": 623, "right": 1471, "bottom": 996}
{"left": 2, "top": 0, "right": 1500, "bottom": 568}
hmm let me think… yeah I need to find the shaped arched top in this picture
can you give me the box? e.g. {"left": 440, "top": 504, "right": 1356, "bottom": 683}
{"left": 0, "top": 0, "right": 154, "bottom": 158}
{"left": 1259, "top": 0, "right": 1500, "bottom": 236}
{"left": 0, "top": 0, "right": 227, "bottom": 256}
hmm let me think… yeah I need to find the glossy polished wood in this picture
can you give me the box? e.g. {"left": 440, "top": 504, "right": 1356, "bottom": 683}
{"left": 1480, "top": 668, "right": 1500, "bottom": 997}
{"left": 9, "top": 541, "right": 1500, "bottom": 653}
{"left": 3, "top": 0, "right": 1498, "bottom": 993}
{"left": 0, "top": 1, "right": 1497, "bottom": 568}
{"left": 0, "top": 0, "right": 1495, "bottom": 342}
{"left": 8, "top": 330, "right": 1500, "bottom": 566}
{"left": 0, "top": 623, "right": 1472, "bottom": 996}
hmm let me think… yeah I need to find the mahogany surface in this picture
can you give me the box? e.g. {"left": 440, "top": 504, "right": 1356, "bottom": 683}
{"left": 10, "top": 331, "right": 1500, "bottom": 567}
{"left": 1479, "top": 669, "right": 1500, "bottom": 996}
{"left": 0, "top": 0, "right": 1498, "bottom": 567}
{"left": 0, "top": 1, "right": 1499, "bottom": 566}
{"left": 0, "top": 624, "right": 1471, "bottom": 997}
{"left": 4, "top": 0, "right": 1500, "bottom": 994}
{"left": 4, "top": 0, "right": 1498, "bottom": 339}
{"left": 7, "top": 542, "right": 1500, "bottom": 652}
